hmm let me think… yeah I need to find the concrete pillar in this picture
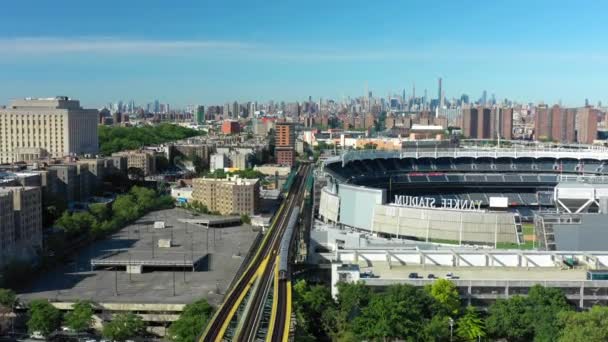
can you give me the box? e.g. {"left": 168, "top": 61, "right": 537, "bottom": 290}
{"left": 580, "top": 283, "right": 585, "bottom": 309}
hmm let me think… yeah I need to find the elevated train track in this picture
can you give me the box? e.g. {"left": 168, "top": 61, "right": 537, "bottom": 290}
{"left": 199, "top": 164, "right": 310, "bottom": 341}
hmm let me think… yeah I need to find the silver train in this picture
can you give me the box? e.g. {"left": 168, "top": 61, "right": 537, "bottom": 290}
{"left": 278, "top": 207, "right": 299, "bottom": 280}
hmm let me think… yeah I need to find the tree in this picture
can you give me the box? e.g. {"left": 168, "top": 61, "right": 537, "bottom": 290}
{"left": 525, "top": 285, "right": 572, "bottom": 342}
{"left": 168, "top": 299, "right": 214, "bottom": 342}
{"left": 421, "top": 315, "right": 451, "bottom": 341}
{"left": 98, "top": 124, "right": 202, "bottom": 155}
{"left": 89, "top": 203, "right": 111, "bottom": 222}
{"left": 112, "top": 194, "right": 139, "bottom": 223}
{"left": 486, "top": 296, "right": 532, "bottom": 342}
{"left": 456, "top": 306, "right": 486, "bottom": 341}
{"left": 0, "top": 289, "right": 16, "bottom": 308}
{"left": 352, "top": 284, "right": 434, "bottom": 340}
{"left": 27, "top": 299, "right": 61, "bottom": 336}
{"left": 130, "top": 186, "right": 157, "bottom": 210}
{"left": 557, "top": 306, "right": 608, "bottom": 342}
{"left": 240, "top": 214, "right": 251, "bottom": 225}
{"left": 427, "top": 279, "right": 461, "bottom": 316}
{"left": 65, "top": 300, "right": 94, "bottom": 333}
{"left": 292, "top": 280, "right": 334, "bottom": 341}
{"left": 0, "top": 289, "right": 16, "bottom": 335}
{"left": 103, "top": 313, "right": 145, "bottom": 342}
{"left": 55, "top": 211, "right": 97, "bottom": 237}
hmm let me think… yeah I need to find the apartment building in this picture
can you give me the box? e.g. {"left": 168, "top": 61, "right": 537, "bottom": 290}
{"left": 0, "top": 186, "right": 42, "bottom": 264}
{"left": 191, "top": 176, "right": 259, "bottom": 215}
{"left": 0, "top": 96, "right": 99, "bottom": 163}
{"left": 112, "top": 150, "right": 157, "bottom": 176}
{"left": 275, "top": 122, "right": 296, "bottom": 167}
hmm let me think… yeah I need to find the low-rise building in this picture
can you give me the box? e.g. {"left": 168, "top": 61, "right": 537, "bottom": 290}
{"left": 191, "top": 175, "right": 259, "bottom": 215}
{"left": 170, "top": 186, "right": 193, "bottom": 204}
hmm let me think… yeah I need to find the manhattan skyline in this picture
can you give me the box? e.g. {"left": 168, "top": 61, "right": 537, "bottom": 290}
{"left": 1, "top": 0, "right": 608, "bottom": 107}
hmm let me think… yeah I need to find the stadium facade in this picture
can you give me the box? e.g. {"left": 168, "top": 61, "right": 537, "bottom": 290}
{"left": 319, "top": 148, "right": 608, "bottom": 246}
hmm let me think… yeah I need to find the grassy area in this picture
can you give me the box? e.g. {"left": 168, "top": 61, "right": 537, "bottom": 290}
{"left": 496, "top": 241, "right": 536, "bottom": 250}
{"left": 522, "top": 223, "right": 535, "bottom": 236}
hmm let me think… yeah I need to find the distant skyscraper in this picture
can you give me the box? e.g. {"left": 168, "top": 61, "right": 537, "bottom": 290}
{"left": 460, "top": 94, "right": 470, "bottom": 105}
{"left": 232, "top": 101, "right": 239, "bottom": 118}
{"left": 437, "top": 77, "right": 443, "bottom": 108}
{"left": 196, "top": 105, "right": 205, "bottom": 125}
{"left": 481, "top": 90, "right": 487, "bottom": 105}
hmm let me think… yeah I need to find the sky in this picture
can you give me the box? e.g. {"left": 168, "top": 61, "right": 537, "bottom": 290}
{"left": 1, "top": 0, "right": 607, "bottom": 108}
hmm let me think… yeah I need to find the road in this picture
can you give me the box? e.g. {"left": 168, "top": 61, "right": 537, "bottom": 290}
{"left": 199, "top": 164, "right": 310, "bottom": 342}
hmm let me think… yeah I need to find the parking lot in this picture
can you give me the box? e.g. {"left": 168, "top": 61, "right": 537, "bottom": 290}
{"left": 20, "top": 208, "right": 259, "bottom": 306}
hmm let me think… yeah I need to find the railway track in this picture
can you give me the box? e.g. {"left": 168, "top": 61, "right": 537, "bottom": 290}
{"left": 199, "top": 164, "right": 310, "bottom": 342}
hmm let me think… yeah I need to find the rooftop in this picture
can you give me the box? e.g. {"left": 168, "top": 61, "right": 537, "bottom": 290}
{"left": 20, "top": 208, "right": 258, "bottom": 305}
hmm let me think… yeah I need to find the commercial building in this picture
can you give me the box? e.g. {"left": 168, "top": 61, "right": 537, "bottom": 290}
{"left": 275, "top": 122, "right": 296, "bottom": 167}
{"left": 191, "top": 176, "right": 259, "bottom": 215}
{"left": 0, "top": 96, "right": 99, "bottom": 163}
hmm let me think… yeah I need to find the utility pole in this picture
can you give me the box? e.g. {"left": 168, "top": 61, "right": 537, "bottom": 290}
{"left": 128, "top": 254, "right": 132, "bottom": 282}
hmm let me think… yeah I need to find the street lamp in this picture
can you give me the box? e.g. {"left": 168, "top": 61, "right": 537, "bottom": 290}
{"left": 448, "top": 317, "right": 454, "bottom": 342}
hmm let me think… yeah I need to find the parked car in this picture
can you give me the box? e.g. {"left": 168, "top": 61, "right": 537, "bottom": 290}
{"left": 30, "top": 331, "right": 45, "bottom": 340}
{"left": 427, "top": 274, "right": 436, "bottom": 279}
{"left": 408, "top": 272, "right": 421, "bottom": 279}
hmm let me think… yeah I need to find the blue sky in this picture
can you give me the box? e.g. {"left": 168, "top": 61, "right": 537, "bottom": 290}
{"left": 1, "top": 0, "right": 607, "bottom": 107}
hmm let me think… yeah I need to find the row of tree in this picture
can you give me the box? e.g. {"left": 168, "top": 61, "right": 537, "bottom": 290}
{"left": 0, "top": 289, "right": 215, "bottom": 342}
{"left": 202, "top": 168, "right": 266, "bottom": 180}
{"left": 55, "top": 186, "right": 173, "bottom": 240}
{"left": 293, "top": 280, "right": 608, "bottom": 341}
{"left": 98, "top": 123, "right": 202, "bottom": 155}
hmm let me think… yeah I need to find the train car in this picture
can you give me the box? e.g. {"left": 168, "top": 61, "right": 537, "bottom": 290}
{"left": 278, "top": 208, "right": 299, "bottom": 280}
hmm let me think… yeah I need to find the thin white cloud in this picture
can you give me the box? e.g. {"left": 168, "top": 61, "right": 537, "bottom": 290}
{"left": 0, "top": 37, "right": 606, "bottom": 64}
{"left": 0, "top": 37, "right": 252, "bottom": 54}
